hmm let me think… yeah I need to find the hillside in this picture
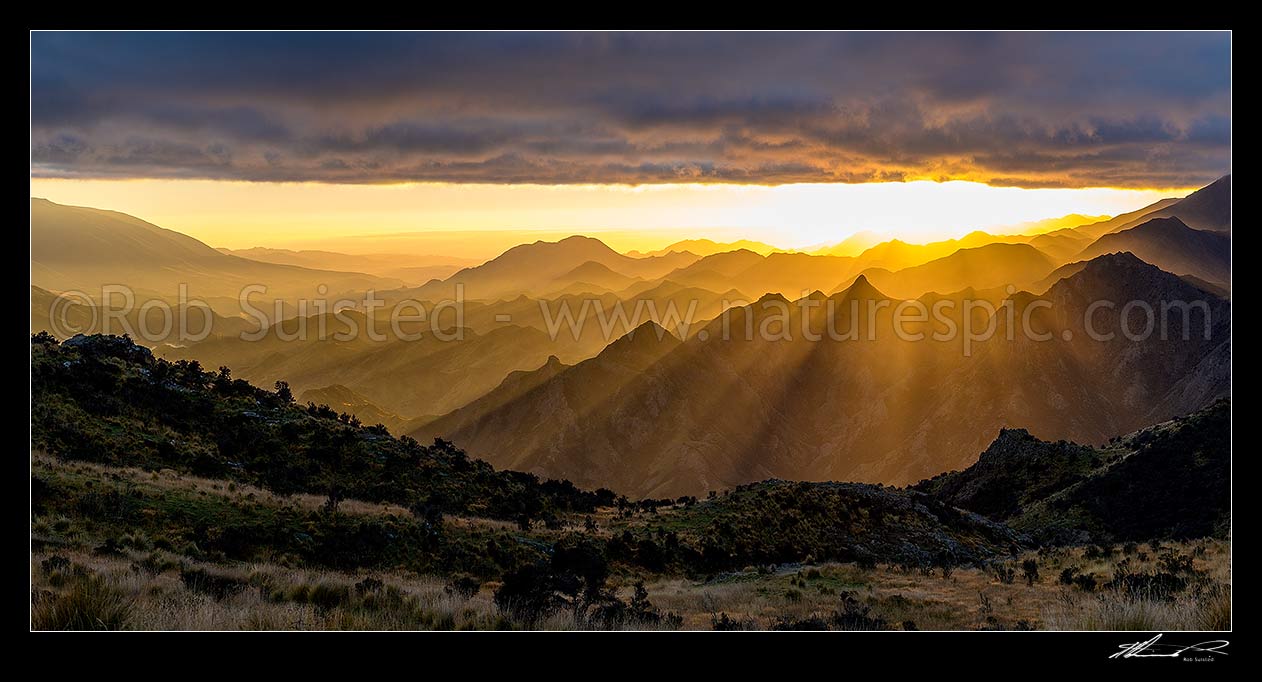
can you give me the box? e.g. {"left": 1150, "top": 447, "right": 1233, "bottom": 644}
{"left": 32, "top": 331, "right": 1028, "bottom": 573}
{"left": 1074, "top": 217, "right": 1231, "bottom": 287}
{"left": 221, "top": 247, "right": 476, "bottom": 286}
{"left": 31, "top": 332, "right": 609, "bottom": 521}
{"left": 163, "top": 317, "right": 578, "bottom": 419}
{"left": 1047, "top": 197, "right": 1181, "bottom": 241}
{"left": 916, "top": 399, "right": 1230, "bottom": 545}
{"left": 297, "top": 384, "right": 422, "bottom": 435}
{"left": 404, "top": 236, "right": 698, "bottom": 301}
{"left": 835, "top": 243, "right": 1056, "bottom": 299}
{"left": 31, "top": 199, "right": 398, "bottom": 311}
{"left": 627, "top": 239, "right": 779, "bottom": 257}
{"left": 1110, "top": 175, "right": 1231, "bottom": 234}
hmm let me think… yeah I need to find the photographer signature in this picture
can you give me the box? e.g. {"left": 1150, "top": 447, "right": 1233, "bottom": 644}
{"left": 1111, "top": 634, "right": 1229, "bottom": 659}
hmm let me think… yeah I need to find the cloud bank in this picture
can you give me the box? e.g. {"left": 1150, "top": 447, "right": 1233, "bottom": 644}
{"left": 31, "top": 32, "right": 1231, "bottom": 188}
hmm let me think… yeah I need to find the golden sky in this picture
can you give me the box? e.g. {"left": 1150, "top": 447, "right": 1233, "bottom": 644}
{"left": 29, "top": 178, "right": 1187, "bottom": 258}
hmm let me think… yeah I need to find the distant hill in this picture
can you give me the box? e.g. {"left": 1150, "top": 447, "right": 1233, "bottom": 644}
{"left": 297, "top": 384, "right": 425, "bottom": 435}
{"left": 1007, "top": 213, "right": 1111, "bottom": 235}
{"left": 1109, "top": 175, "right": 1231, "bottom": 234}
{"left": 30, "top": 285, "right": 255, "bottom": 342}
{"left": 627, "top": 238, "right": 781, "bottom": 257}
{"left": 1047, "top": 197, "right": 1181, "bottom": 241}
{"left": 1026, "top": 230, "right": 1094, "bottom": 262}
{"left": 162, "top": 314, "right": 580, "bottom": 419}
{"left": 405, "top": 236, "right": 698, "bottom": 301}
{"left": 31, "top": 199, "right": 399, "bottom": 311}
{"left": 539, "top": 260, "right": 643, "bottom": 296}
{"left": 836, "top": 243, "right": 1056, "bottom": 299}
{"left": 812, "top": 231, "right": 884, "bottom": 257}
{"left": 727, "top": 252, "right": 856, "bottom": 299}
{"left": 220, "top": 247, "right": 478, "bottom": 286}
{"left": 1074, "top": 217, "right": 1230, "bottom": 287}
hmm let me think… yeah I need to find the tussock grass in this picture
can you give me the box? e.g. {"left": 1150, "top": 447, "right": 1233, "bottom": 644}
{"left": 32, "top": 574, "right": 134, "bottom": 630}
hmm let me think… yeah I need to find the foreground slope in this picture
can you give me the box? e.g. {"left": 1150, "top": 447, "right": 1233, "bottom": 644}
{"left": 31, "top": 332, "right": 1025, "bottom": 572}
{"left": 916, "top": 399, "right": 1230, "bottom": 545}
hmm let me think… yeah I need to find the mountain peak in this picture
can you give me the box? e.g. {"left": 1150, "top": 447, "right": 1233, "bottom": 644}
{"left": 1086, "top": 250, "right": 1148, "bottom": 268}
{"left": 1129, "top": 215, "right": 1193, "bottom": 233}
{"left": 558, "top": 235, "right": 602, "bottom": 245}
{"left": 838, "top": 273, "right": 888, "bottom": 301}
{"left": 609, "top": 321, "right": 677, "bottom": 349}
{"left": 598, "top": 321, "right": 681, "bottom": 363}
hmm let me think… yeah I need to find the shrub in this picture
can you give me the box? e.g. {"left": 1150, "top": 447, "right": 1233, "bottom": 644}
{"left": 179, "top": 567, "right": 248, "bottom": 600}
{"left": 831, "top": 591, "right": 888, "bottom": 630}
{"left": 445, "top": 575, "right": 481, "bottom": 600}
{"left": 40, "top": 555, "right": 71, "bottom": 575}
{"left": 991, "top": 563, "right": 1016, "bottom": 584}
{"left": 711, "top": 612, "right": 756, "bottom": 631}
{"left": 1158, "top": 551, "right": 1196, "bottom": 575}
{"left": 1107, "top": 571, "right": 1187, "bottom": 600}
{"left": 771, "top": 616, "right": 830, "bottom": 630}
{"left": 1021, "top": 559, "right": 1040, "bottom": 586}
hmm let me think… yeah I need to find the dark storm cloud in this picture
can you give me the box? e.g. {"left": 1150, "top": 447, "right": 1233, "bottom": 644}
{"left": 30, "top": 31, "right": 1231, "bottom": 187}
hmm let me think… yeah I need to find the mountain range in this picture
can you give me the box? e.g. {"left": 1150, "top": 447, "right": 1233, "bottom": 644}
{"left": 29, "top": 175, "right": 1232, "bottom": 497}
{"left": 412, "top": 253, "right": 1229, "bottom": 497}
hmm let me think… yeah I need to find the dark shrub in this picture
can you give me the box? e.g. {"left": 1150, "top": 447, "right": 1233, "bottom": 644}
{"left": 771, "top": 616, "right": 830, "bottom": 630}
{"left": 1072, "top": 573, "right": 1097, "bottom": 592}
{"left": 1021, "top": 559, "right": 1040, "bottom": 586}
{"left": 179, "top": 567, "right": 248, "bottom": 600}
{"left": 40, "top": 555, "right": 71, "bottom": 575}
{"left": 711, "top": 612, "right": 756, "bottom": 631}
{"left": 1107, "top": 571, "right": 1188, "bottom": 600}
{"left": 445, "top": 575, "right": 481, "bottom": 600}
{"left": 830, "top": 591, "right": 888, "bottom": 630}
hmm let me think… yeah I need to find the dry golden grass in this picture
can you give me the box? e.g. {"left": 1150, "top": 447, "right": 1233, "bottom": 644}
{"left": 32, "top": 451, "right": 579, "bottom": 536}
{"left": 30, "top": 540, "right": 1229, "bottom": 630}
{"left": 30, "top": 452, "right": 1229, "bottom": 631}
{"left": 32, "top": 452, "right": 413, "bottom": 518}
{"left": 643, "top": 540, "right": 1231, "bottom": 631}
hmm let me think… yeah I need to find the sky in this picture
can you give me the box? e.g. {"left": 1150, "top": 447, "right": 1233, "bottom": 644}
{"left": 30, "top": 31, "right": 1230, "bottom": 253}
{"left": 29, "top": 178, "right": 1179, "bottom": 255}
